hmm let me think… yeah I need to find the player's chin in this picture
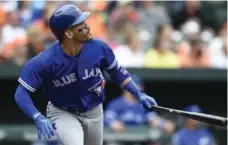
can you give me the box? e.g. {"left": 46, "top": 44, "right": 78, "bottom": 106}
{"left": 85, "top": 34, "right": 93, "bottom": 41}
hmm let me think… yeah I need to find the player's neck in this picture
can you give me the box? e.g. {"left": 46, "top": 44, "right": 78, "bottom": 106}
{"left": 60, "top": 40, "right": 83, "bottom": 56}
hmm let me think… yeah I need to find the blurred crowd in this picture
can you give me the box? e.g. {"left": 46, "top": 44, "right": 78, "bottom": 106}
{"left": 0, "top": 1, "right": 227, "bottom": 69}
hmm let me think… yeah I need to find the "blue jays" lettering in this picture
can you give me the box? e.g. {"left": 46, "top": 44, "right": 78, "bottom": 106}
{"left": 82, "top": 68, "right": 103, "bottom": 80}
{"left": 52, "top": 73, "right": 77, "bottom": 87}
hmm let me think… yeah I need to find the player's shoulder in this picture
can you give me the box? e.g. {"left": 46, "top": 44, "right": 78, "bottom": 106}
{"left": 83, "top": 38, "right": 112, "bottom": 57}
{"left": 197, "top": 128, "right": 212, "bottom": 135}
{"left": 24, "top": 42, "right": 59, "bottom": 69}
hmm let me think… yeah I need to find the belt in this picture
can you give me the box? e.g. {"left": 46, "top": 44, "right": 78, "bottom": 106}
{"left": 61, "top": 107, "right": 87, "bottom": 113}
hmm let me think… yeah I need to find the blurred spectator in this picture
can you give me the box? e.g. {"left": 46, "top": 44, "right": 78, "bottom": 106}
{"left": 169, "top": 1, "right": 218, "bottom": 31}
{"left": 103, "top": 26, "right": 122, "bottom": 50}
{"left": 104, "top": 75, "right": 175, "bottom": 144}
{"left": 109, "top": 1, "right": 139, "bottom": 44}
{"left": 180, "top": 19, "right": 201, "bottom": 40}
{"left": 2, "top": 10, "right": 27, "bottom": 44}
{"left": 110, "top": 1, "right": 139, "bottom": 29}
{"left": 9, "top": 42, "right": 27, "bottom": 66}
{"left": 26, "top": 25, "right": 45, "bottom": 59}
{"left": 0, "top": 1, "right": 18, "bottom": 12}
{"left": 0, "top": 2, "right": 7, "bottom": 25}
{"left": 29, "top": 0, "right": 47, "bottom": 21}
{"left": 114, "top": 27, "right": 144, "bottom": 68}
{"left": 0, "top": 43, "right": 27, "bottom": 68}
{"left": 178, "top": 38, "right": 210, "bottom": 68}
{"left": 138, "top": 1, "right": 171, "bottom": 49}
{"left": 31, "top": 1, "right": 56, "bottom": 47}
{"left": 159, "top": 24, "right": 173, "bottom": 40}
{"left": 208, "top": 21, "right": 227, "bottom": 69}
{"left": 144, "top": 25, "right": 180, "bottom": 68}
{"left": 18, "top": 1, "right": 33, "bottom": 28}
{"left": 0, "top": 1, "right": 226, "bottom": 69}
{"left": 83, "top": 1, "right": 109, "bottom": 40}
{"left": 0, "top": 10, "right": 27, "bottom": 60}
{"left": 172, "top": 105, "right": 216, "bottom": 145}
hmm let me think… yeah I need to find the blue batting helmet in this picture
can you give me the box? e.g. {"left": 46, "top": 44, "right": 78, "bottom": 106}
{"left": 49, "top": 4, "right": 91, "bottom": 40}
{"left": 184, "top": 105, "right": 202, "bottom": 113}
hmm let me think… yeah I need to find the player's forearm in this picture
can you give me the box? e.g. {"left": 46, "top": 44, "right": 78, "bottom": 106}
{"left": 121, "top": 77, "right": 142, "bottom": 100}
{"left": 120, "top": 77, "right": 131, "bottom": 88}
{"left": 14, "top": 84, "right": 41, "bottom": 120}
{"left": 108, "top": 65, "right": 141, "bottom": 100}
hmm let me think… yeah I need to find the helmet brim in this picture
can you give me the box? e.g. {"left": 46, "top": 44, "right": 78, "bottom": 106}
{"left": 70, "top": 12, "right": 91, "bottom": 27}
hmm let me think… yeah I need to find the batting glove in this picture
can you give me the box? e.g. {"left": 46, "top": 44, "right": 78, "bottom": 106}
{"left": 34, "top": 114, "right": 55, "bottom": 140}
{"left": 138, "top": 93, "right": 158, "bottom": 110}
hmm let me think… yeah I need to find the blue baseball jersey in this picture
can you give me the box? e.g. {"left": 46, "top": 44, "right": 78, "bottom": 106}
{"left": 172, "top": 128, "right": 215, "bottom": 145}
{"left": 104, "top": 96, "right": 156, "bottom": 126}
{"left": 18, "top": 38, "right": 117, "bottom": 111}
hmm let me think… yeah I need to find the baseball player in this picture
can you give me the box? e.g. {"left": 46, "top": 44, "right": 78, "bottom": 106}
{"left": 172, "top": 105, "right": 215, "bottom": 145}
{"left": 14, "top": 4, "right": 157, "bottom": 145}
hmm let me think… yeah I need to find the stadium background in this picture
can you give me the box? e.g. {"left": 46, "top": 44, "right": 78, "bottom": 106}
{"left": 0, "top": 1, "right": 227, "bottom": 145}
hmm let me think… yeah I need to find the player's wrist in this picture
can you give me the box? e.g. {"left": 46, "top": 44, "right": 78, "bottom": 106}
{"left": 123, "top": 80, "right": 142, "bottom": 100}
{"left": 32, "top": 112, "right": 42, "bottom": 120}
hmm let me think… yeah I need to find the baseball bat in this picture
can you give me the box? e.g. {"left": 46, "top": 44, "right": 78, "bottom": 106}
{"left": 147, "top": 105, "right": 227, "bottom": 128}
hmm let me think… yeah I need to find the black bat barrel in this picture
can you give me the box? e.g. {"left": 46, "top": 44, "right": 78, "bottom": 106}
{"left": 150, "top": 106, "right": 227, "bottom": 128}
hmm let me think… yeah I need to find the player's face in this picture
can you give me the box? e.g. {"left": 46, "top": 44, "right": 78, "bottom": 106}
{"left": 70, "top": 22, "right": 92, "bottom": 42}
{"left": 186, "top": 118, "right": 200, "bottom": 127}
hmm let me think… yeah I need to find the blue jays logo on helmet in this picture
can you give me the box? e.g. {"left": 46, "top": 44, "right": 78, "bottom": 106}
{"left": 184, "top": 105, "right": 202, "bottom": 113}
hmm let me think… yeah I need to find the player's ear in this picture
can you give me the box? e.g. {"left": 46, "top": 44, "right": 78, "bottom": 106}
{"left": 65, "top": 30, "right": 73, "bottom": 39}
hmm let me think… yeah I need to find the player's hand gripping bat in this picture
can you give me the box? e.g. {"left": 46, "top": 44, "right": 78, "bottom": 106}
{"left": 145, "top": 105, "right": 227, "bottom": 128}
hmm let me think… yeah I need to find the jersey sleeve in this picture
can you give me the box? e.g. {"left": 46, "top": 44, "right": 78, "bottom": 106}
{"left": 100, "top": 41, "right": 117, "bottom": 70}
{"left": 99, "top": 39, "right": 130, "bottom": 84}
{"left": 18, "top": 59, "right": 47, "bottom": 92}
